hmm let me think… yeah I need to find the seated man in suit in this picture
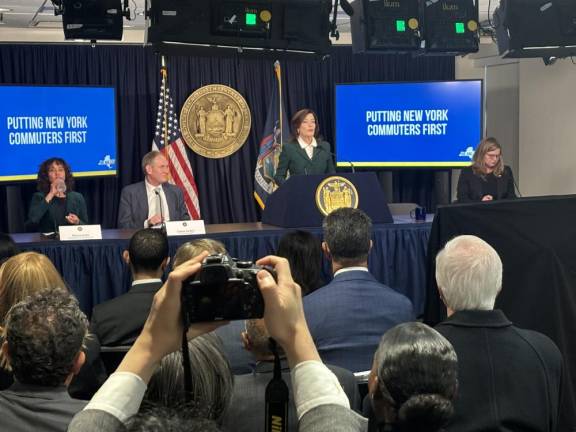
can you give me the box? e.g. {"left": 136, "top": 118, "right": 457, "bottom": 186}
{"left": 0, "top": 288, "right": 88, "bottom": 431}
{"left": 90, "top": 228, "right": 169, "bottom": 346}
{"left": 303, "top": 208, "right": 414, "bottom": 372}
{"left": 434, "top": 235, "right": 562, "bottom": 432}
{"left": 223, "top": 318, "right": 360, "bottom": 432}
{"left": 117, "top": 150, "right": 190, "bottom": 229}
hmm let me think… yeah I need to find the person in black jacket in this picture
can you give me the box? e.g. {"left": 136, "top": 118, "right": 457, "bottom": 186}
{"left": 456, "top": 137, "right": 517, "bottom": 203}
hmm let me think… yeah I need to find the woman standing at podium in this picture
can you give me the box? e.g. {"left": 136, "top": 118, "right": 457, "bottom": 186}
{"left": 273, "top": 108, "right": 335, "bottom": 186}
{"left": 456, "top": 137, "right": 517, "bottom": 203}
{"left": 27, "top": 157, "right": 88, "bottom": 233}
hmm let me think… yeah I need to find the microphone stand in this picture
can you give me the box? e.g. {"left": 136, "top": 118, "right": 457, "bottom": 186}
{"left": 154, "top": 189, "right": 166, "bottom": 232}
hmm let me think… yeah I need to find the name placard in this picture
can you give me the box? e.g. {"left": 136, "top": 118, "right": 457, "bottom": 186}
{"left": 59, "top": 224, "right": 102, "bottom": 241}
{"left": 165, "top": 220, "right": 206, "bottom": 237}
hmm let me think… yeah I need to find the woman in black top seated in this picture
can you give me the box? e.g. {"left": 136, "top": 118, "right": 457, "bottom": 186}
{"left": 456, "top": 137, "right": 517, "bottom": 203}
{"left": 27, "top": 157, "right": 88, "bottom": 233}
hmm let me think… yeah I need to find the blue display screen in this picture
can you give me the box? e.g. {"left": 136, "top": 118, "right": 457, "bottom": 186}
{"left": 335, "top": 80, "right": 482, "bottom": 167}
{"left": 0, "top": 85, "right": 118, "bottom": 181}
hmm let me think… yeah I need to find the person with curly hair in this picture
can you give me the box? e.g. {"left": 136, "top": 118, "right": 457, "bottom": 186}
{"left": 27, "top": 157, "right": 88, "bottom": 233}
{"left": 0, "top": 288, "right": 89, "bottom": 431}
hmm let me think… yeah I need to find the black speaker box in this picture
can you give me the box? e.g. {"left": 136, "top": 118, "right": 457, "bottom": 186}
{"left": 495, "top": 0, "right": 576, "bottom": 58}
{"left": 146, "top": 0, "right": 332, "bottom": 55}
{"left": 62, "top": 0, "right": 123, "bottom": 40}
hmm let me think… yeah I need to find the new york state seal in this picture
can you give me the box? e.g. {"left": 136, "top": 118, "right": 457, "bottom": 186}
{"left": 315, "top": 176, "right": 359, "bottom": 216}
{"left": 180, "top": 84, "right": 251, "bottom": 159}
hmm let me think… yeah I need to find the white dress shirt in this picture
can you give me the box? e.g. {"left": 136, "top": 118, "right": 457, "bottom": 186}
{"left": 297, "top": 136, "right": 317, "bottom": 159}
{"left": 145, "top": 180, "right": 170, "bottom": 228}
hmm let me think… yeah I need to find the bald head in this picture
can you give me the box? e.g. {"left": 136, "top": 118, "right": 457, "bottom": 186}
{"left": 435, "top": 235, "right": 502, "bottom": 312}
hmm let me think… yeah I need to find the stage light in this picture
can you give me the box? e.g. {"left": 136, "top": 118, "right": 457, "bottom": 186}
{"left": 57, "top": 0, "right": 131, "bottom": 41}
{"left": 147, "top": 0, "right": 332, "bottom": 56}
{"left": 422, "top": 0, "right": 479, "bottom": 54}
{"left": 350, "top": 0, "right": 421, "bottom": 53}
{"left": 495, "top": 0, "right": 576, "bottom": 60}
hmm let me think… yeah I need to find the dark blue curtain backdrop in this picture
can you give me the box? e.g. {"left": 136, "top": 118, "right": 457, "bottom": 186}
{"left": 0, "top": 44, "right": 454, "bottom": 233}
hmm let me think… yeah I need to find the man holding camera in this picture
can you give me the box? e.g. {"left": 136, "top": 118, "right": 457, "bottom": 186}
{"left": 69, "top": 253, "right": 355, "bottom": 431}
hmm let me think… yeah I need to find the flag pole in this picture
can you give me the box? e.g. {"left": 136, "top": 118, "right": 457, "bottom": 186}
{"left": 274, "top": 60, "right": 283, "bottom": 148}
{"left": 161, "top": 56, "right": 168, "bottom": 157}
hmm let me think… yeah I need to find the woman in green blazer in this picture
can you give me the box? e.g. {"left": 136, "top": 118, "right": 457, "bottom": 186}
{"left": 27, "top": 157, "right": 88, "bottom": 233}
{"left": 274, "top": 109, "right": 336, "bottom": 186}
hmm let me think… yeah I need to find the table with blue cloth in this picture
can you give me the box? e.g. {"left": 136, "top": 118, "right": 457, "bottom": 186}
{"left": 11, "top": 219, "right": 431, "bottom": 318}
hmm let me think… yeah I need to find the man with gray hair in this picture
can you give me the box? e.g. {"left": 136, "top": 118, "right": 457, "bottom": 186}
{"left": 0, "top": 288, "right": 89, "bottom": 431}
{"left": 117, "top": 150, "right": 190, "bottom": 229}
{"left": 303, "top": 207, "right": 414, "bottom": 372}
{"left": 435, "top": 235, "right": 562, "bottom": 432}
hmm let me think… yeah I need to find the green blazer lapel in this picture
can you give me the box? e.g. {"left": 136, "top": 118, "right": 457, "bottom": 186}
{"left": 293, "top": 142, "right": 313, "bottom": 164}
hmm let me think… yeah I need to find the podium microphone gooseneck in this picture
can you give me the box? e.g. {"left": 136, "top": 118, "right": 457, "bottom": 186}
{"left": 154, "top": 188, "right": 166, "bottom": 231}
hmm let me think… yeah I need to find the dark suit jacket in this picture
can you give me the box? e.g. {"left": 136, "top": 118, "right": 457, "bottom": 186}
{"left": 27, "top": 191, "right": 88, "bottom": 233}
{"left": 303, "top": 270, "right": 414, "bottom": 372}
{"left": 274, "top": 139, "right": 335, "bottom": 185}
{"left": 435, "top": 310, "right": 562, "bottom": 432}
{"left": 215, "top": 320, "right": 255, "bottom": 374}
{"left": 222, "top": 359, "right": 360, "bottom": 432}
{"left": 90, "top": 280, "right": 163, "bottom": 347}
{"left": 456, "top": 166, "right": 517, "bottom": 203}
{"left": 117, "top": 181, "right": 190, "bottom": 229}
{"left": 0, "top": 382, "right": 87, "bottom": 432}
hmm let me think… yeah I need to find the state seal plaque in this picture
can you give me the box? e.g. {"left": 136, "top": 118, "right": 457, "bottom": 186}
{"left": 180, "top": 84, "right": 251, "bottom": 159}
{"left": 315, "top": 176, "right": 359, "bottom": 216}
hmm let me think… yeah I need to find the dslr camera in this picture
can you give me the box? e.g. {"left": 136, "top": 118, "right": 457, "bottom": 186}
{"left": 181, "top": 254, "right": 273, "bottom": 324}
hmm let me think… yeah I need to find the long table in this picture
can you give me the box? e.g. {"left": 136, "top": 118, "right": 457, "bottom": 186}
{"left": 12, "top": 219, "right": 432, "bottom": 317}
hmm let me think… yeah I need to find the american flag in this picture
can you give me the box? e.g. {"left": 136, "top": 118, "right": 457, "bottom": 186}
{"left": 153, "top": 66, "right": 201, "bottom": 220}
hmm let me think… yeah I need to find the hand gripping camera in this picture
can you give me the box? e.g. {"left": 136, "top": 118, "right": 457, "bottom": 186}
{"left": 181, "top": 254, "right": 274, "bottom": 325}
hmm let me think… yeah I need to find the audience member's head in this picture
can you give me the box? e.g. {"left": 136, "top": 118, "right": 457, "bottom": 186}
{"left": 173, "top": 239, "right": 226, "bottom": 269}
{"left": 241, "top": 319, "right": 284, "bottom": 361}
{"left": 124, "top": 229, "right": 169, "bottom": 279}
{"left": 322, "top": 208, "right": 372, "bottom": 269}
{"left": 127, "top": 406, "right": 222, "bottom": 432}
{"left": 0, "top": 233, "right": 19, "bottom": 265}
{"left": 435, "top": 235, "right": 502, "bottom": 314}
{"left": 1, "top": 288, "right": 87, "bottom": 387}
{"left": 276, "top": 230, "right": 323, "bottom": 295}
{"left": 369, "top": 322, "right": 458, "bottom": 432}
{"left": 0, "top": 251, "right": 67, "bottom": 324}
{"left": 144, "top": 333, "right": 233, "bottom": 423}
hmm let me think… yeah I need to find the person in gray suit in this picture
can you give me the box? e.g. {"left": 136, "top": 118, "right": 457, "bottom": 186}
{"left": 222, "top": 318, "right": 360, "bottom": 431}
{"left": 304, "top": 208, "right": 415, "bottom": 372}
{"left": 117, "top": 151, "right": 190, "bottom": 229}
{"left": 0, "top": 288, "right": 88, "bottom": 432}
